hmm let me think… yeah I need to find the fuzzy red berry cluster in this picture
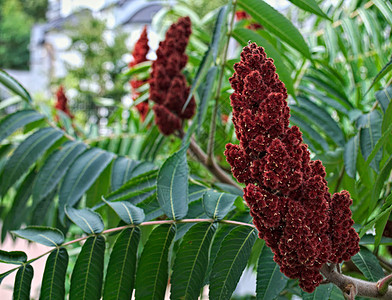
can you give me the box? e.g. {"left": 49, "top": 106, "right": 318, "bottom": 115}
{"left": 55, "top": 85, "right": 73, "bottom": 119}
{"left": 129, "top": 26, "right": 149, "bottom": 122}
{"left": 149, "top": 16, "right": 196, "bottom": 135}
{"left": 235, "top": 10, "right": 263, "bottom": 30}
{"left": 224, "top": 43, "right": 359, "bottom": 293}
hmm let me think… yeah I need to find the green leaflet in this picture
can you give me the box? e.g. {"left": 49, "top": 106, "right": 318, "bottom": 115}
{"left": 105, "top": 169, "right": 157, "bottom": 203}
{"left": 103, "top": 227, "right": 140, "bottom": 300}
{"left": 12, "top": 226, "right": 64, "bottom": 247}
{"left": 290, "top": 114, "right": 329, "bottom": 152}
{"left": 358, "top": 111, "right": 382, "bottom": 172}
{"left": 209, "top": 226, "right": 257, "bottom": 300}
{"left": 351, "top": 247, "right": 384, "bottom": 282}
{"left": 366, "top": 55, "right": 392, "bottom": 95}
{"left": 171, "top": 222, "right": 217, "bottom": 299}
{"left": 256, "top": 246, "right": 288, "bottom": 300}
{"left": 135, "top": 224, "right": 176, "bottom": 300}
{"left": 369, "top": 154, "right": 392, "bottom": 215}
{"left": 39, "top": 248, "right": 69, "bottom": 300}
{"left": 65, "top": 207, "right": 104, "bottom": 234}
{"left": 157, "top": 145, "right": 189, "bottom": 220}
{"left": 58, "top": 147, "right": 114, "bottom": 221}
{"left": 202, "top": 190, "right": 237, "bottom": 220}
{"left": 103, "top": 198, "right": 145, "bottom": 225}
{"left": 360, "top": 194, "right": 392, "bottom": 238}
{"left": 2, "top": 169, "right": 36, "bottom": 241}
{"left": 292, "top": 97, "right": 345, "bottom": 147}
{"left": 288, "top": 0, "right": 330, "bottom": 20}
{"left": 69, "top": 235, "right": 105, "bottom": 300}
{"left": 175, "top": 199, "right": 207, "bottom": 241}
{"left": 375, "top": 85, "right": 392, "bottom": 114}
{"left": 110, "top": 156, "right": 141, "bottom": 191}
{"left": 0, "top": 127, "right": 64, "bottom": 196}
{"left": 32, "top": 141, "right": 86, "bottom": 205}
{"left": 86, "top": 161, "right": 112, "bottom": 207}
{"left": 0, "top": 250, "right": 27, "bottom": 264}
{"left": 0, "top": 69, "right": 32, "bottom": 103}
{"left": 344, "top": 135, "right": 359, "bottom": 178}
{"left": 0, "top": 110, "right": 44, "bottom": 143}
{"left": 238, "top": 0, "right": 311, "bottom": 58}
{"left": 13, "top": 264, "right": 33, "bottom": 300}
{"left": 188, "top": 183, "right": 209, "bottom": 202}
{"left": 136, "top": 193, "right": 163, "bottom": 221}
{"left": 365, "top": 122, "right": 392, "bottom": 167}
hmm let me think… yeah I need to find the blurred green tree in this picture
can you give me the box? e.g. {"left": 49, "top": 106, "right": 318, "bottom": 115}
{"left": 0, "top": 0, "right": 32, "bottom": 69}
{"left": 62, "top": 12, "right": 129, "bottom": 116}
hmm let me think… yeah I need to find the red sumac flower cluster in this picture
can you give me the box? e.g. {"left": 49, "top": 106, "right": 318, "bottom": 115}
{"left": 130, "top": 26, "right": 150, "bottom": 121}
{"left": 55, "top": 85, "right": 73, "bottom": 119}
{"left": 225, "top": 43, "right": 359, "bottom": 292}
{"left": 149, "top": 16, "right": 196, "bottom": 135}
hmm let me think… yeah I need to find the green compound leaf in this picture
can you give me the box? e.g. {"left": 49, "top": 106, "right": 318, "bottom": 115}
{"left": 209, "top": 226, "right": 257, "bottom": 300}
{"left": 157, "top": 145, "right": 189, "bottom": 220}
{"left": 33, "top": 141, "right": 86, "bottom": 205}
{"left": 238, "top": 0, "right": 311, "bottom": 58}
{"left": 59, "top": 147, "right": 114, "bottom": 221}
{"left": 103, "top": 198, "right": 145, "bottom": 225}
{"left": 0, "top": 69, "right": 32, "bottom": 103}
{"left": 171, "top": 222, "right": 217, "bottom": 299}
{"left": 202, "top": 190, "right": 237, "bottom": 220}
{"left": 1, "top": 127, "right": 64, "bottom": 196}
{"left": 69, "top": 235, "right": 105, "bottom": 300}
{"left": 0, "top": 250, "right": 27, "bottom": 264}
{"left": 351, "top": 247, "right": 384, "bottom": 281}
{"left": 135, "top": 224, "right": 176, "bottom": 300}
{"left": 344, "top": 135, "right": 359, "bottom": 178}
{"left": 39, "top": 248, "right": 69, "bottom": 300}
{"left": 0, "top": 109, "right": 44, "bottom": 143}
{"left": 103, "top": 227, "right": 140, "bottom": 300}
{"left": 13, "top": 264, "right": 33, "bottom": 300}
{"left": 12, "top": 226, "right": 64, "bottom": 247}
{"left": 65, "top": 207, "right": 104, "bottom": 234}
{"left": 256, "top": 246, "right": 288, "bottom": 299}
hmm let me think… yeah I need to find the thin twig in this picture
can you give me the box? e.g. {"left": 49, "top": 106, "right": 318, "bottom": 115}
{"left": 189, "top": 137, "right": 241, "bottom": 188}
{"left": 207, "top": 0, "right": 238, "bottom": 163}
{"left": 7, "top": 218, "right": 253, "bottom": 275}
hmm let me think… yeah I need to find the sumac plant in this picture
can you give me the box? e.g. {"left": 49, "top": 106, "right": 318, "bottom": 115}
{"left": 1, "top": 0, "right": 392, "bottom": 299}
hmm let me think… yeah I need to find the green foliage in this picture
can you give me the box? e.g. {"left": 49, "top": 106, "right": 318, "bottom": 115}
{"left": 103, "top": 227, "right": 140, "bottom": 300}
{"left": 62, "top": 12, "right": 129, "bottom": 114}
{"left": 69, "top": 235, "right": 105, "bottom": 299}
{"left": 0, "top": 0, "right": 32, "bottom": 69}
{"left": 157, "top": 145, "right": 189, "bottom": 220}
{"left": 2, "top": 0, "right": 392, "bottom": 298}
{"left": 135, "top": 224, "right": 176, "bottom": 299}
{"left": 257, "top": 246, "right": 288, "bottom": 300}
{"left": 40, "top": 248, "right": 68, "bottom": 300}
